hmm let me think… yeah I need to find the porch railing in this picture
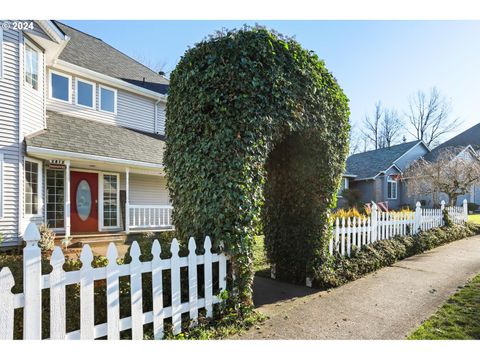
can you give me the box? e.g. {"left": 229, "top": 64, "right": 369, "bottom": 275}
{"left": 127, "top": 205, "right": 173, "bottom": 231}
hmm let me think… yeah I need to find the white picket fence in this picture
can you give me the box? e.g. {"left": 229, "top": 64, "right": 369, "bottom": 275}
{"left": 0, "top": 223, "right": 228, "bottom": 340}
{"left": 329, "top": 199, "right": 468, "bottom": 257}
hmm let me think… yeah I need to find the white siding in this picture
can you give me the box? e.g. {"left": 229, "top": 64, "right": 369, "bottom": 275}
{"left": 22, "top": 38, "right": 45, "bottom": 136}
{"left": 156, "top": 102, "right": 166, "bottom": 135}
{"left": 46, "top": 68, "right": 158, "bottom": 133}
{"left": 129, "top": 174, "right": 170, "bottom": 205}
{"left": 0, "top": 22, "right": 20, "bottom": 245}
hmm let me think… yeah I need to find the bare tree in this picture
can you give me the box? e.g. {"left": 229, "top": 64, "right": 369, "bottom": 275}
{"left": 133, "top": 53, "right": 170, "bottom": 76}
{"left": 362, "top": 101, "right": 383, "bottom": 150}
{"left": 381, "top": 108, "right": 403, "bottom": 148}
{"left": 349, "top": 125, "right": 369, "bottom": 154}
{"left": 406, "top": 87, "right": 459, "bottom": 147}
{"left": 405, "top": 147, "right": 480, "bottom": 206}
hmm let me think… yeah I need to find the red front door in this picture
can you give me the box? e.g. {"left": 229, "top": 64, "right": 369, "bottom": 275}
{"left": 71, "top": 171, "right": 98, "bottom": 233}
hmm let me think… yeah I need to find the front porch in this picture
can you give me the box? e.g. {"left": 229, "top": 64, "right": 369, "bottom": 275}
{"left": 24, "top": 111, "right": 174, "bottom": 239}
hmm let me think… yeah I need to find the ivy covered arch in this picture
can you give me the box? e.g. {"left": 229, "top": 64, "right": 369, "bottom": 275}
{"left": 164, "top": 27, "right": 350, "bottom": 306}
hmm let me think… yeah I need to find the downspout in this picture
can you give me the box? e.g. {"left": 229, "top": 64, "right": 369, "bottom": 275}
{"left": 154, "top": 98, "right": 161, "bottom": 134}
{"left": 18, "top": 32, "right": 24, "bottom": 240}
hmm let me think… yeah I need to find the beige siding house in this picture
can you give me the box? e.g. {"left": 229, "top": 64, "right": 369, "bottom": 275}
{"left": 0, "top": 20, "right": 172, "bottom": 246}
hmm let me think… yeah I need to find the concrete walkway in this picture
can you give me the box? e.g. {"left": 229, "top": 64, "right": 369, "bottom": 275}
{"left": 238, "top": 235, "right": 480, "bottom": 340}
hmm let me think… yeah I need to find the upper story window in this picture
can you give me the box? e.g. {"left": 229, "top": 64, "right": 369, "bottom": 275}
{"left": 25, "top": 43, "right": 39, "bottom": 90}
{"left": 76, "top": 78, "right": 95, "bottom": 109}
{"left": 99, "top": 85, "right": 117, "bottom": 114}
{"left": 387, "top": 175, "right": 397, "bottom": 200}
{"left": 50, "top": 71, "right": 71, "bottom": 102}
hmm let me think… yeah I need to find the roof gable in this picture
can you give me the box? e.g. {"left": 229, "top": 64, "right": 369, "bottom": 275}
{"left": 53, "top": 21, "right": 169, "bottom": 95}
{"left": 346, "top": 140, "right": 424, "bottom": 179}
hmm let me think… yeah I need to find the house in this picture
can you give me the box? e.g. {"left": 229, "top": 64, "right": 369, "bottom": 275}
{"left": 0, "top": 20, "right": 171, "bottom": 247}
{"left": 421, "top": 122, "right": 480, "bottom": 207}
{"left": 338, "top": 140, "right": 430, "bottom": 209}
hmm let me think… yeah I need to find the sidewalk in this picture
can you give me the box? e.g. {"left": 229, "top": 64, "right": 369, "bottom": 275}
{"left": 238, "top": 235, "right": 480, "bottom": 339}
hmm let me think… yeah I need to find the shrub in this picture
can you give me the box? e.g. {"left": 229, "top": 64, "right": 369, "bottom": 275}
{"left": 313, "top": 223, "right": 480, "bottom": 289}
{"left": 467, "top": 202, "right": 478, "bottom": 212}
{"left": 38, "top": 224, "right": 55, "bottom": 253}
{"left": 341, "top": 188, "right": 362, "bottom": 209}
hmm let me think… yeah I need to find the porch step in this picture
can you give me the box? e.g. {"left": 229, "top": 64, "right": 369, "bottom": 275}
{"left": 55, "top": 232, "right": 128, "bottom": 248}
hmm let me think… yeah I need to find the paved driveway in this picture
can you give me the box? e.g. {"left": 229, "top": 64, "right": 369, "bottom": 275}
{"left": 238, "top": 235, "right": 480, "bottom": 339}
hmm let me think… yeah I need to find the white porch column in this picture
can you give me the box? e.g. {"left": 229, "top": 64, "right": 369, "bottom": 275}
{"left": 65, "top": 160, "right": 71, "bottom": 238}
{"left": 125, "top": 167, "right": 130, "bottom": 234}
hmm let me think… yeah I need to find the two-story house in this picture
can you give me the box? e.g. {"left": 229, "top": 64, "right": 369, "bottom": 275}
{"left": 0, "top": 20, "right": 172, "bottom": 247}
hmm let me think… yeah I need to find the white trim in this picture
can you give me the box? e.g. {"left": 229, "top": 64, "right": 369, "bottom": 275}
{"left": 99, "top": 172, "right": 121, "bottom": 231}
{"left": 53, "top": 59, "right": 167, "bottom": 102}
{"left": 49, "top": 69, "right": 72, "bottom": 103}
{"left": 0, "top": 26, "right": 3, "bottom": 80}
{"left": 27, "top": 146, "right": 164, "bottom": 169}
{"left": 0, "top": 153, "right": 3, "bottom": 218}
{"left": 387, "top": 175, "right": 398, "bottom": 200}
{"left": 36, "top": 20, "right": 68, "bottom": 44}
{"left": 75, "top": 77, "right": 96, "bottom": 109}
{"left": 24, "top": 39, "right": 41, "bottom": 92}
{"left": 23, "top": 157, "right": 43, "bottom": 219}
{"left": 99, "top": 85, "right": 117, "bottom": 114}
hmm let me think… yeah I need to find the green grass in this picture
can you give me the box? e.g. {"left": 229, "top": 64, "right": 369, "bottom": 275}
{"left": 468, "top": 214, "right": 480, "bottom": 224}
{"left": 253, "top": 235, "right": 269, "bottom": 276}
{"left": 408, "top": 273, "right": 480, "bottom": 339}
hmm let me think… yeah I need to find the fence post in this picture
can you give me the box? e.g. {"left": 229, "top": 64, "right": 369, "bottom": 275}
{"left": 441, "top": 200, "right": 446, "bottom": 226}
{"left": 463, "top": 198, "right": 468, "bottom": 222}
{"left": 23, "top": 222, "right": 42, "bottom": 339}
{"left": 371, "top": 202, "right": 378, "bottom": 242}
{"left": 414, "top": 202, "right": 422, "bottom": 234}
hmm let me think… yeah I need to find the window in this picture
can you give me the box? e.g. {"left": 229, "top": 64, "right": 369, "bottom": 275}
{"left": 50, "top": 71, "right": 71, "bottom": 102}
{"left": 24, "top": 160, "right": 40, "bottom": 215}
{"left": 0, "top": 153, "right": 4, "bottom": 218}
{"left": 25, "top": 43, "right": 39, "bottom": 90}
{"left": 387, "top": 176, "right": 397, "bottom": 200}
{"left": 46, "top": 169, "right": 65, "bottom": 229}
{"left": 99, "top": 86, "right": 116, "bottom": 113}
{"left": 103, "top": 174, "right": 118, "bottom": 227}
{"left": 76, "top": 79, "right": 95, "bottom": 108}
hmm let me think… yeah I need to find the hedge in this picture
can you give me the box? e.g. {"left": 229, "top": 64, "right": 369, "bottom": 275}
{"left": 164, "top": 26, "right": 350, "bottom": 305}
{"left": 313, "top": 223, "right": 480, "bottom": 289}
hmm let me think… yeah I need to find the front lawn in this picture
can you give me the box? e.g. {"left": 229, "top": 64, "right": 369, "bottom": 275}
{"left": 253, "top": 235, "right": 269, "bottom": 276}
{"left": 408, "top": 273, "right": 480, "bottom": 339}
{"left": 468, "top": 214, "right": 480, "bottom": 224}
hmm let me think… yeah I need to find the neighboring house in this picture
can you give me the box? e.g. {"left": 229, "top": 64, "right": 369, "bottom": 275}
{"left": 339, "top": 140, "right": 430, "bottom": 209}
{"left": 0, "top": 20, "right": 171, "bottom": 247}
{"left": 421, "top": 123, "right": 480, "bottom": 207}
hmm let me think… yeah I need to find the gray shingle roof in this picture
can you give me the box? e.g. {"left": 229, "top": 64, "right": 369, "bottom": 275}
{"left": 346, "top": 140, "right": 423, "bottom": 179}
{"left": 53, "top": 21, "right": 169, "bottom": 95}
{"left": 424, "top": 122, "right": 480, "bottom": 161}
{"left": 26, "top": 111, "right": 165, "bottom": 166}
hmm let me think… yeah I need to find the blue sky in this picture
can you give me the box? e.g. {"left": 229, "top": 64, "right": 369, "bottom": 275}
{"left": 63, "top": 20, "right": 480, "bottom": 142}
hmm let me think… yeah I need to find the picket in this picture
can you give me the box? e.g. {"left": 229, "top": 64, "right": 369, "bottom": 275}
{"left": 80, "top": 245, "right": 95, "bottom": 339}
{"left": 188, "top": 237, "right": 199, "bottom": 327}
{"left": 170, "top": 239, "right": 182, "bottom": 335}
{"left": 106, "top": 243, "right": 120, "bottom": 340}
{"left": 0, "top": 268, "right": 15, "bottom": 340}
{"left": 50, "top": 247, "right": 66, "bottom": 339}
{"left": 151, "top": 240, "right": 164, "bottom": 340}
{"left": 204, "top": 236, "right": 213, "bottom": 318}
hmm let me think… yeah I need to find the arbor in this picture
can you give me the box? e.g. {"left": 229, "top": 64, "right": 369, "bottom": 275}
{"left": 165, "top": 27, "right": 350, "bottom": 306}
{"left": 405, "top": 147, "right": 480, "bottom": 206}
{"left": 406, "top": 87, "right": 459, "bottom": 147}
